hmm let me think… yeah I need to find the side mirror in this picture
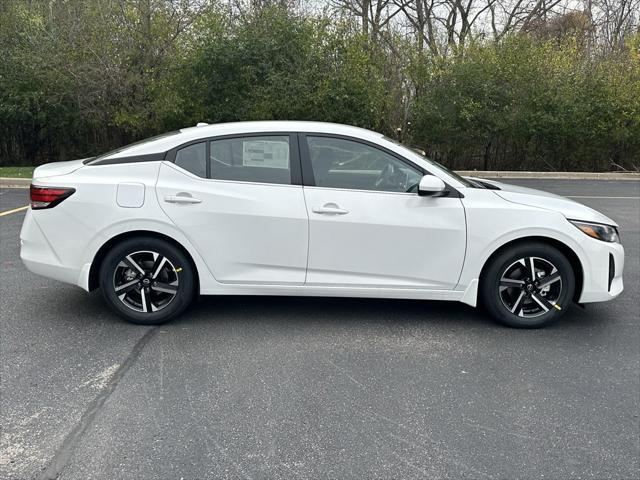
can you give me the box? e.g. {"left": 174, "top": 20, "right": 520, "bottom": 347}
{"left": 418, "top": 175, "right": 446, "bottom": 197}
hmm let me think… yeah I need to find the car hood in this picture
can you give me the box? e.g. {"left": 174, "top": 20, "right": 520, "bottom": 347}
{"left": 32, "top": 159, "right": 87, "bottom": 180}
{"left": 476, "top": 178, "right": 618, "bottom": 227}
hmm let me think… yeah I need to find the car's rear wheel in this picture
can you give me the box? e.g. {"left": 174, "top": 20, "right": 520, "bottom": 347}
{"left": 99, "top": 237, "right": 195, "bottom": 325}
{"left": 480, "top": 242, "right": 575, "bottom": 328}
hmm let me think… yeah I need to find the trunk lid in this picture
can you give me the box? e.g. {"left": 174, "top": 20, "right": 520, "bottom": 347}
{"left": 32, "top": 159, "right": 87, "bottom": 180}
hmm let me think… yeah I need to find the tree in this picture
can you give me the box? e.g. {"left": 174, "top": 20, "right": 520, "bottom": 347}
{"left": 331, "top": 0, "right": 406, "bottom": 41}
{"left": 1, "top": 0, "right": 638, "bottom": 170}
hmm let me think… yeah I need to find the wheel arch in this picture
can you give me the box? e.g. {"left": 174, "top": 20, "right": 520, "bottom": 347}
{"left": 88, "top": 230, "right": 200, "bottom": 293}
{"left": 478, "top": 236, "right": 584, "bottom": 303}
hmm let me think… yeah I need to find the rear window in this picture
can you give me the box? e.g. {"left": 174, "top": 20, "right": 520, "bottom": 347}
{"left": 85, "top": 131, "right": 180, "bottom": 164}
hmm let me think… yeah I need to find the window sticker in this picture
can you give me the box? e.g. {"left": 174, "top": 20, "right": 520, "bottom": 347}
{"left": 242, "top": 140, "right": 289, "bottom": 169}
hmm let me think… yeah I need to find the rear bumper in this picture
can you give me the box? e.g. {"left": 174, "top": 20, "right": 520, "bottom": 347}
{"left": 578, "top": 240, "right": 624, "bottom": 303}
{"left": 20, "top": 209, "right": 85, "bottom": 288}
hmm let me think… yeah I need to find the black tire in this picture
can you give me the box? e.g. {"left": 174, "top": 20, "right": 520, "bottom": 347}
{"left": 480, "top": 242, "right": 575, "bottom": 328}
{"left": 99, "top": 237, "right": 195, "bottom": 325}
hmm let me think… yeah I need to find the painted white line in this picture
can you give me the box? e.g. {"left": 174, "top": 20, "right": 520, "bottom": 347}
{"left": 567, "top": 196, "right": 640, "bottom": 199}
{"left": 0, "top": 205, "right": 29, "bottom": 217}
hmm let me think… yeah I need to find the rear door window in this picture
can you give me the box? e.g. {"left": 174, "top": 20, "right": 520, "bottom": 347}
{"left": 175, "top": 142, "right": 207, "bottom": 177}
{"left": 209, "top": 136, "right": 291, "bottom": 185}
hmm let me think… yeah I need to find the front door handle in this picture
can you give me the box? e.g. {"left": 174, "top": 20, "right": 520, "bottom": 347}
{"left": 312, "top": 203, "right": 349, "bottom": 215}
{"left": 164, "top": 193, "right": 202, "bottom": 204}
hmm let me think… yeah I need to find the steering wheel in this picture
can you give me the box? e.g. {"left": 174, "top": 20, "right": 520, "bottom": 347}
{"left": 374, "top": 164, "right": 396, "bottom": 189}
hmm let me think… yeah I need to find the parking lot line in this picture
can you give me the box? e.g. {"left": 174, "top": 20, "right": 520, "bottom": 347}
{"left": 567, "top": 196, "right": 640, "bottom": 199}
{"left": 0, "top": 205, "right": 29, "bottom": 217}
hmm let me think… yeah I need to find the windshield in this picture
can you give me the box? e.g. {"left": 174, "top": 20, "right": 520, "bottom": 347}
{"left": 382, "top": 137, "right": 475, "bottom": 187}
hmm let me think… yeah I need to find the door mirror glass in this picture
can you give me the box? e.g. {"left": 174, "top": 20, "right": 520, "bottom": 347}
{"left": 418, "top": 175, "right": 446, "bottom": 196}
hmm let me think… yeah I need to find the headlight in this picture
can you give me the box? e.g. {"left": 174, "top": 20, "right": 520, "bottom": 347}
{"left": 570, "top": 220, "right": 620, "bottom": 243}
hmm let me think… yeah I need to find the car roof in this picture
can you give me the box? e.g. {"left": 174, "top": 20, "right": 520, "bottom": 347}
{"left": 102, "top": 121, "right": 384, "bottom": 159}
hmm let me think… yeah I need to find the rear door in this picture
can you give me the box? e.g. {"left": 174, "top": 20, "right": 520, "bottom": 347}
{"left": 300, "top": 134, "right": 466, "bottom": 289}
{"left": 156, "top": 133, "right": 308, "bottom": 285}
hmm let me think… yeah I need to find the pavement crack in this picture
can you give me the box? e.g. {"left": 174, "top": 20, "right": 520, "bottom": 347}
{"left": 37, "top": 327, "right": 159, "bottom": 480}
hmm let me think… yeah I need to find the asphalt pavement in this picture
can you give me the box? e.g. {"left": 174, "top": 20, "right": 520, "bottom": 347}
{"left": 1, "top": 180, "right": 639, "bottom": 479}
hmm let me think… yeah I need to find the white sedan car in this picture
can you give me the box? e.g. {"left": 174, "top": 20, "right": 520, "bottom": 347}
{"left": 20, "top": 121, "right": 624, "bottom": 327}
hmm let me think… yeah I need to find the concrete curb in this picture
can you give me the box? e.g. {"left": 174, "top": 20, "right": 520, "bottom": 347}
{"left": 1, "top": 171, "right": 639, "bottom": 189}
{"left": 0, "top": 178, "right": 31, "bottom": 188}
{"left": 457, "top": 171, "right": 640, "bottom": 180}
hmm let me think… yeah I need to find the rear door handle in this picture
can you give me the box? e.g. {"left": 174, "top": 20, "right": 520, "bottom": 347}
{"left": 164, "top": 193, "right": 202, "bottom": 204}
{"left": 312, "top": 203, "right": 349, "bottom": 215}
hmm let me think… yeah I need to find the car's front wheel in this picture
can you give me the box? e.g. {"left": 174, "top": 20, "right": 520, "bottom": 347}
{"left": 480, "top": 242, "right": 575, "bottom": 328}
{"left": 99, "top": 237, "right": 195, "bottom": 325}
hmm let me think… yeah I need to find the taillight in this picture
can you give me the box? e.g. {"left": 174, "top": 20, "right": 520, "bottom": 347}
{"left": 30, "top": 185, "right": 76, "bottom": 209}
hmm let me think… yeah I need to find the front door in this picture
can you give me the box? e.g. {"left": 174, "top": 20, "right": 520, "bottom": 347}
{"left": 300, "top": 135, "right": 466, "bottom": 289}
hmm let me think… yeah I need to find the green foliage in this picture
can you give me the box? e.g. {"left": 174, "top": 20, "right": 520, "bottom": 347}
{"left": 410, "top": 37, "right": 640, "bottom": 170}
{"left": 0, "top": 166, "right": 35, "bottom": 178}
{"left": 182, "top": 8, "right": 391, "bottom": 132}
{"left": 1, "top": 1, "right": 639, "bottom": 171}
{"left": 0, "top": 0, "right": 201, "bottom": 164}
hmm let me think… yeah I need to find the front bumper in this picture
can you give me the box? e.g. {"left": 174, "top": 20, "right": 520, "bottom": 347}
{"left": 578, "top": 239, "right": 624, "bottom": 303}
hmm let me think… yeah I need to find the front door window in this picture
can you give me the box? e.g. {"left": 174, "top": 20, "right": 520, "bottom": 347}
{"left": 306, "top": 136, "right": 423, "bottom": 193}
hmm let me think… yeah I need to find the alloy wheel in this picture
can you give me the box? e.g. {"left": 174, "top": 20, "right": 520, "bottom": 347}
{"left": 499, "top": 256, "right": 562, "bottom": 318}
{"left": 113, "top": 250, "right": 179, "bottom": 313}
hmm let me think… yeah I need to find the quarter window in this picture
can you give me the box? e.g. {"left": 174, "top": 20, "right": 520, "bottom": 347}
{"left": 175, "top": 142, "right": 206, "bottom": 178}
{"left": 306, "top": 136, "right": 422, "bottom": 193}
{"left": 210, "top": 136, "right": 291, "bottom": 185}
